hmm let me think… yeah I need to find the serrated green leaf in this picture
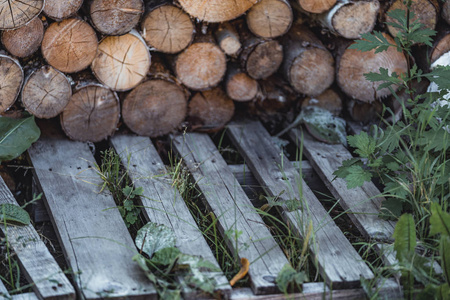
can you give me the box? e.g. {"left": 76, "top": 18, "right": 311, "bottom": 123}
{"left": 332, "top": 158, "right": 361, "bottom": 179}
{"left": 349, "top": 31, "right": 395, "bottom": 53}
{"left": 276, "top": 264, "right": 308, "bottom": 294}
{"left": 125, "top": 213, "right": 138, "bottom": 225}
{"left": 0, "top": 204, "right": 30, "bottom": 225}
{"left": 344, "top": 165, "right": 372, "bottom": 189}
{"left": 425, "top": 66, "right": 450, "bottom": 91}
{"left": 133, "top": 186, "right": 144, "bottom": 196}
{"left": 393, "top": 214, "right": 416, "bottom": 262}
{"left": 0, "top": 116, "right": 40, "bottom": 162}
{"left": 429, "top": 203, "right": 450, "bottom": 237}
{"left": 122, "top": 186, "right": 133, "bottom": 197}
{"left": 347, "top": 131, "right": 376, "bottom": 158}
{"left": 135, "top": 222, "right": 176, "bottom": 257}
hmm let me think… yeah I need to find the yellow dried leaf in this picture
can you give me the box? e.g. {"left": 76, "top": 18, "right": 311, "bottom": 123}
{"left": 230, "top": 258, "right": 250, "bottom": 286}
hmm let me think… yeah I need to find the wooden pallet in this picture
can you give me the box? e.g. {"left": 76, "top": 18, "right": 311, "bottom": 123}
{"left": 0, "top": 119, "right": 407, "bottom": 299}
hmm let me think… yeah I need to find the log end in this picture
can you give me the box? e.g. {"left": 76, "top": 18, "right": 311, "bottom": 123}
{"left": 123, "top": 80, "right": 188, "bottom": 137}
{"left": 178, "top": 0, "right": 257, "bottom": 22}
{"left": 246, "top": 40, "right": 283, "bottom": 80}
{"left": 0, "top": 0, "right": 44, "bottom": 29}
{"left": 226, "top": 72, "right": 259, "bottom": 102}
{"left": 0, "top": 55, "right": 23, "bottom": 113}
{"left": 43, "top": 0, "right": 83, "bottom": 20}
{"left": 299, "top": 0, "right": 337, "bottom": 14}
{"left": 1, "top": 16, "right": 44, "bottom": 58}
{"left": 246, "top": 0, "right": 293, "bottom": 39}
{"left": 302, "top": 89, "right": 342, "bottom": 116}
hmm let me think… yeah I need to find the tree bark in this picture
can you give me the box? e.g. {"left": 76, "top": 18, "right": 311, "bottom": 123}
{"left": 240, "top": 37, "right": 284, "bottom": 80}
{"left": 246, "top": 0, "right": 293, "bottom": 39}
{"left": 215, "top": 22, "right": 242, "bottom": 56}
{"left": 43, "top": 0, "right": 83, "bottom": 20}
{"left": 89, "top": 0, "right": 144, "bottom": 36}
{"left": 225, "top": 63, "right": 259, "bottom": 102}
{"left": 21, "top": 65, "right": 72, "bottom": 119}
{"left": 281, "top": 24, "right": 335, "bottom": 96}
{"left": 141, "top": 3, "right": 194, "bottom": 54}
{"left": 1, "top": 16, "right": 44, "bottom": 58}
{"left": 0, "top": 54, "right": 23, "bottom": 113}
{"left": 337, "top": 33, "right": 408, "bottom": 103}
{"left": 301, "top": 88, "right": 342, "bottom": 116}
{"left": 175, "top": 35, "right": 227, "bottom": 90}
{"left": 41, "top": 18, "right": 98, "bottom": 73}
{"left": 317, "top": 0, "right": 380, "bottom": 39}
{"left": 60, "top": 84, "right": 120, "bottom": 142}
{"left": 386, "top": 0, "right": 439, "bottom": 43}
{"left": 122, "top": 55, "right": 188, "bottom": 137}
{"left": 0, "top": 0, "right": 44, "bottom": 30}
{"left": 91, "top": 30, "right": 151, "bottom": 91}
{"left": 188, "top": 87, "right": 235, "bottom": 132}
{"left": 297, "top": 0, "right": 337, "bottom": 14}
{"left": 177, "top": 0, "right": 257, "bottom": 22}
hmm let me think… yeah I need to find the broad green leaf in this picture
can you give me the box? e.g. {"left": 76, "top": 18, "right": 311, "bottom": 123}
{"left": 429, "top": 203, "right": 450, "bottom": 237}
{"left": 343, "top": 165, "right": 372, "bottom": 189}
{"left": 178, "top": 254, "right": 219, "bottom": 294}
{"left": 276, "top": 264, "right": 308, "bottom": 294}
{"left": 441, "top": 236, "right": 450, "bottom": 286}
{"left": 425, "top": 66, "right": 450, "bottom": 92}
{"left": 151, "top": 247, "right": 181, "bottom": 266}
{"left": 393, "top": 214, "right": 416, "bottom": 262}
{"left": 437, "top": 283, "right": 450, "bottom": 300}
{"left": 0, "top": 116, "right": 40, "bottom": 162}
{"left": 0, "top": 203, "right": 30, "bottom": 225}
{"left": 379, "top": 198, "right": 403, "bottom": 220}
{"left": 301, "top": 106, "right": 347, "bottom": 145}
{"left": 135, "top": 223, "right": 176, "bottom": 257}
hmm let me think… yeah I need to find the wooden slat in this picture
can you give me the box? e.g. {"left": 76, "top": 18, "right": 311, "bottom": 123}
{"left": 110, "top": 134, "right": 232, "bottom": 298}
{"left": 171, "top": 133, "right": 289, "bottom": 295}
{"left": 287, "top": 128, "right": 396, "bottom": 241}
{"left": 227, "top": 120, "right": 374, "bottom": 289}
{"left": 0, "top": 279, "right": 10, "bottom": 298}
{"left": 28, "top": 133, "right": 157, "bottom": 299}
{"left": 0, "top": 177, "right": 75, "bottom": 300}
{"left": 11, "top": 293, "right": 39, "bottom": 300}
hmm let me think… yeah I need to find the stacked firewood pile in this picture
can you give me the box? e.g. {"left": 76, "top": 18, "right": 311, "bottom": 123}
{"left": 0, "top": 0, "right": 447, "bottom": 142}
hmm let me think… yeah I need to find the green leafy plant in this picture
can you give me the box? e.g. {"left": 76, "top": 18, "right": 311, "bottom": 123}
{"left": 0, "top": 115, "right": 40, "bottom": 162}
{"left": 133, "top": 222, "right": 221, "bottom": 299}
{"left": 333, "top": 1, "right": 450, "bottom": 240}
{"left": 0, "top": 204, "right": 30, "bottom": 225}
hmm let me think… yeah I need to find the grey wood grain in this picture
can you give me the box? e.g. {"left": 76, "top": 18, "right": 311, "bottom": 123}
{"left": 171, "top": 132, "right": 289, "bottom": 295}
{"left": 287, "top": 128, "right": 396, "bottom": 241}
{"left": 11, "top": 293, "right": 39, "bottom": 300}
{"left": 0, "top": 279, "right": 10, "bottom": 299}
{"left": 28, "top": 135, "right": 156, "bottom": 300}
{"left": 227, "top": 120, "right": 374, "bottom": 289}
{"left": 110, "top": 134, "right": 232, "bottom": 298}
{"left": 0, "top": 177, "right": 75, "bottom": 300}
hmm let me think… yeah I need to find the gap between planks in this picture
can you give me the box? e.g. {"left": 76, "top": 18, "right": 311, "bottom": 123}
{"left": 227, "top": 120, "right": 374, "bottom": 289}
{"left": 109, "top": 134, "right": 232, "bottom": 299}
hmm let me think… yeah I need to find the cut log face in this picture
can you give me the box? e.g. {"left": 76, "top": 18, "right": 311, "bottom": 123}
{"left": 0, "top": 55, "right": 23, "bottom": 113}
{"left": 0, "top": 0, "right": 44, "bottom": 29}
{"left": 327, "top": 0, "right": 380, "bottom": 39}
{"left": 246, "top": 0, "right": 293, "bottom": 39}
{"left": 225, "top": 65, "right": 259, "bottom": 102}
{"left": 61, "top": 85, "right": 120, "bottom": 142}
{"left": 178, "top": 0, "right": 257, "bottom": 22}
{"left": 444, "top": 1, "right": 450, "bottom": 26}
{"left": 90, "top": 0, "right": 144, "bottom": 36}
{"left": 41, "top": 18, "right": 98, "bottom": 73}
{"left": 282, "top": 25, "right": 334, "bottom": 96}
{"left": 245, "top": 40, "right": 283, "bottom": 79}
{"left": 123, "top": 79, "right": 187, "bottom": 137}
{"left": 386, "top": 0, "right": 438, "bottom": 42}
{"left": 175, "top": 42, "right": 226, "bottom": 90}
{"left": 188, "top": 87, "right": 235, "bottom": 132}
{"left": 431, "top": 34, "right": 450, "bottom": 64}
{"left": 1, "top": 16, "right": 44, "bottom": 58}
{"left": 43, "top": 0, "right": 83, "bottom": 20}
{"left": 302, "top": 88, "right": 342, "bottom": 116}
{"left": 215, "top": 23, "right": 241, "bottom": 56}
{"left": 22, "top": 66, "right": 72, "bottom": 119}
{"left": 348, "top": 99, "right": 383, "bottom": 123}
{"left": 298, "top": 0, "right": 337, "bottom": 14}
{"left": 141, "top": 5, "right": 194, "bottom": 54}
{"left": 338, "top": 33, "right": 408, "bottom": 103}
{"left": 91, "top": 31, "right": 151, "bottom": 91}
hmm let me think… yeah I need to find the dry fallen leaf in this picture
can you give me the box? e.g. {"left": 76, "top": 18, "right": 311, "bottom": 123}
{"left": 230, "top": 257, "right": 250, "bottom": 286}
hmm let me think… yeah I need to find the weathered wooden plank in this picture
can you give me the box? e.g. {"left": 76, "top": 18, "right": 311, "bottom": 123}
{"left": 11, "top": 293, "right": 39, "bottom": 300}
{"left": 287, "top": 128, "right": 396, "bottom": 241}
{"left": 110, "top": 134, "right": 232, "bottom": 298}
{"left": 171, "top": 133, "right": 289, "bottom": 295}
{"left": 0, "top": 177, "right": 75, "bottom": 300}
{"left": 28, "top": 132, "right": 156, "bottom": 299}
{"left": 227, "top": 120, "right": 374, "bottom": 289}
{"left": 0, "top": 279, "right": 10, "bottom": 299}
